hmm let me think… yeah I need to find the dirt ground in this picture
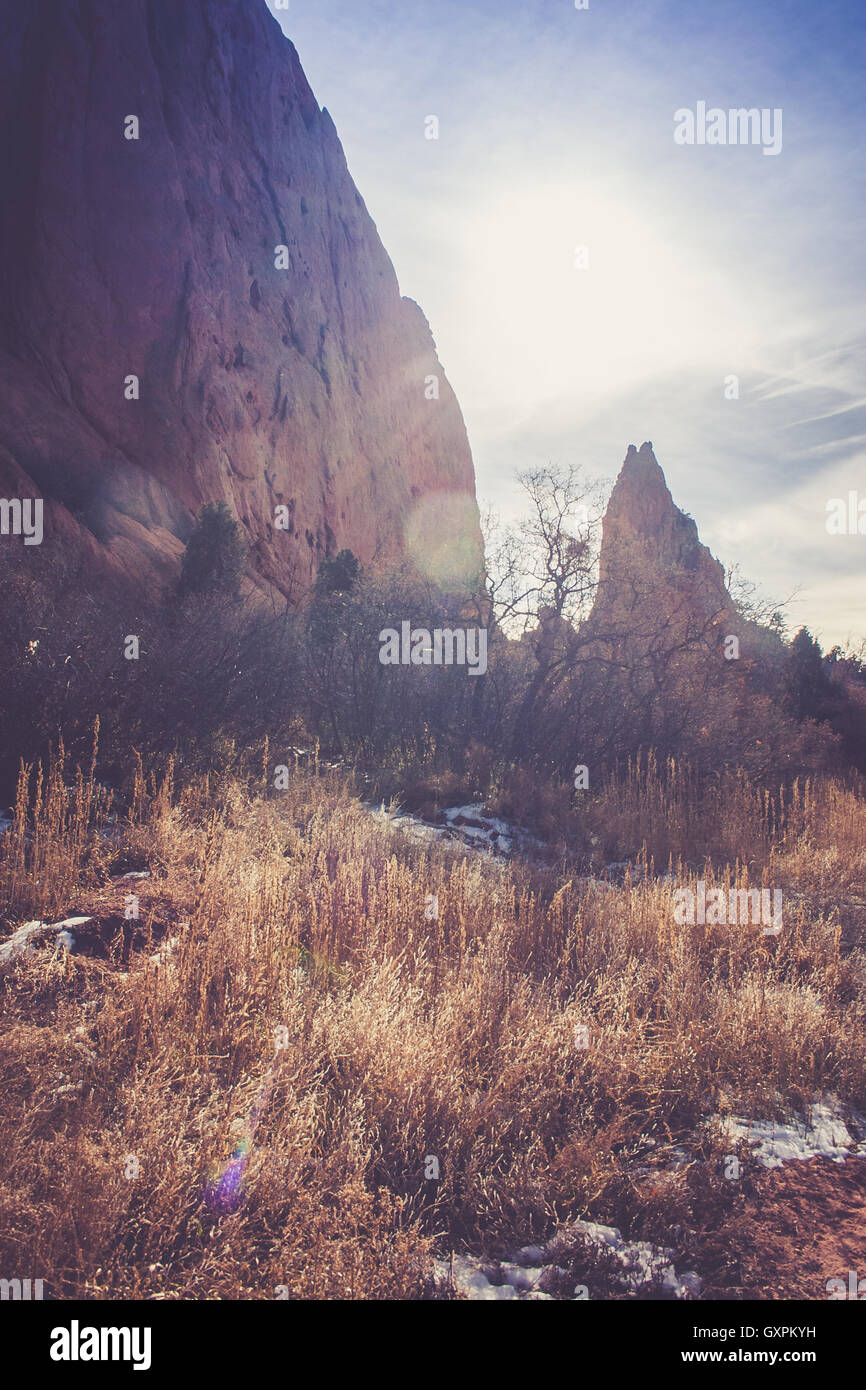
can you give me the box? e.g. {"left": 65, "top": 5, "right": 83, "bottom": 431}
{"left": 727, "top": 1156, "right": 866, "bottom": 1300}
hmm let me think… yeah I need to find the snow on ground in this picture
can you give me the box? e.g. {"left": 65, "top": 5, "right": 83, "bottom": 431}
{"left": 0, "top": 916, "right": 92, "bottom": 969}
{"left": 148, "top": 937, "right": 178, "bottom": 969}
{"left": 371, "top": 799, "right": 670, "bottom": 877}
{"left": 439, "top": 805, "right": 518, "bottom": 855}
{"left": 369, "top": 805, "right": 446, "bottom": 850}
{"left": 433, "top": 1256, "right": 529, "bottom": 1301}
{"left": 433, "top": 1220, "right": 702, "bottom": 1301}
{"left": 721, "top": 1096, "right": 866, "bottom": 1167}
{"left": 370, "top": 801, "right": 547, "bottom": 859}
{"left": 570, "top": 1220, "right": 703, "bottom": 1299}
{"left": 433, "top": 1096, "right": 866, "bottom": 1301}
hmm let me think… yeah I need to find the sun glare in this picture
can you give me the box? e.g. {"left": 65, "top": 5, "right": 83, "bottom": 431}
{"left": 454, "top": 180, "right": 748, "bottom": 420}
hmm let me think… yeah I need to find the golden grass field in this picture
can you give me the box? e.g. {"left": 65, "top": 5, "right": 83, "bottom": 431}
{"left": 2, "top": 736, "right": 865, "bottom": 1298}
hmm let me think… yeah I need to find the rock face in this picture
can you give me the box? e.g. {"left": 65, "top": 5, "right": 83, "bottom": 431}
{"left": 0, "top": 0, "right": 482, "bottom": 597}
{"left": 591, "top": 442, "right": 731, "bottom": 638}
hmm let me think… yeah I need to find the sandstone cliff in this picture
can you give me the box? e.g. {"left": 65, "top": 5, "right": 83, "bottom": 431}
{"left": 0, "top": 0, "right": 482, "bottom": 596}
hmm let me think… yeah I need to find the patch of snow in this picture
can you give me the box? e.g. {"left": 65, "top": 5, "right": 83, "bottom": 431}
{"left": 442, "top": 805, "right": 511, "bottom": 836}
{"left": 433, "top": 1222, "right": 701, "bottom": 1301}
{"left": 0, "top": 920, "right": 47, "bottom": 967}
{"left": 148, "top": 938, "right": 177, "bottom": 969}
{"left": 679, "top": 1271, "right": 704, "bottom": 1298}
{"left": 721, "top": 1097, "right": 866, "bottom": 1167}
{"left": 0, "top": 916, "right": 93, "bottom": 968}
{"left": 498, "top": 1262, "right": 549, "bottom": 1292}
{"left": 440, "top": 804, "right": 527, "bottom": 856}
{"left": 433, "top": 1256, "right": 521, "bottom": 1300}
{"left": 513, "top": 1244, "right": 546, "bottom": 1266}
{"left": 567, "top": 1220, "right": 702, "bottom": 1299}
{"left": 367, "top": 802, "right": 508, "bottom": 857}
{"left": 381, "top": 811, "right": 445, "bottom": 847}
{"left": 367, "top": 798, "right": 549, "bottom": 860}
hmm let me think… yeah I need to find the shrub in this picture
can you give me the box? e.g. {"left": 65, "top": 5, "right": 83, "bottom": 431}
{"left": 179, "top": 502, "right": 246, "bottom": 599}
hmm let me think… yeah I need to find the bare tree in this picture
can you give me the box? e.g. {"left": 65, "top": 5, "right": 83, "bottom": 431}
{"left": 484, "top": 465, "right": 606, "bottom": 634}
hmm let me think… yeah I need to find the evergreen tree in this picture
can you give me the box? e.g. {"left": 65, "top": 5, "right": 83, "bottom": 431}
{"left": 314, "top": 549, "right": 361, "bottom": 597}
{"left": 781, "top": 627, "right": 832, "bottom": 721}
{"left": 179, "top": 502, "right": 246, "bottom": 599}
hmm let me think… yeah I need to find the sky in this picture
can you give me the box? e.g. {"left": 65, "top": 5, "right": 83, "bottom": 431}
{"left": 265, "top": 0, "right": 866, "bottom": 648}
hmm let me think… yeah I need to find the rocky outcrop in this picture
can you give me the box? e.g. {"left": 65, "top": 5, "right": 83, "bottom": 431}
{"left": 590, "top": 442, "right": 731, "bottom": 640}
{"left": 0, "top": 0, "right": 482, "bottom": 597}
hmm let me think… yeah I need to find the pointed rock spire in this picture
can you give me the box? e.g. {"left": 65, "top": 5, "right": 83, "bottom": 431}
{"left": 593, "top": 443, "right": 730, "bottom": 631}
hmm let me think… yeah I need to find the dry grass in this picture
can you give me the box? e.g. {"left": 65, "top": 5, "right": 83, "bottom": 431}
{"left": 1, "top": 747, "right": 865, "bottom": 1299}
{"left": 592, "top": 750, "right": 866, "bottom": 884}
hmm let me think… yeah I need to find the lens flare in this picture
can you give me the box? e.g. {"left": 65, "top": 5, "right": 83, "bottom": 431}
{"left": 203, "top": 1071, "right": 275, "bottom": 1215}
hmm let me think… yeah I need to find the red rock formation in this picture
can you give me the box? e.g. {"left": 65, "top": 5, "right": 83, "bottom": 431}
{"left": 0, "top": 0, "right": 482, "bottom": 597}
{"left": 591, "top": 442, "right": 731, "bottom": 639}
